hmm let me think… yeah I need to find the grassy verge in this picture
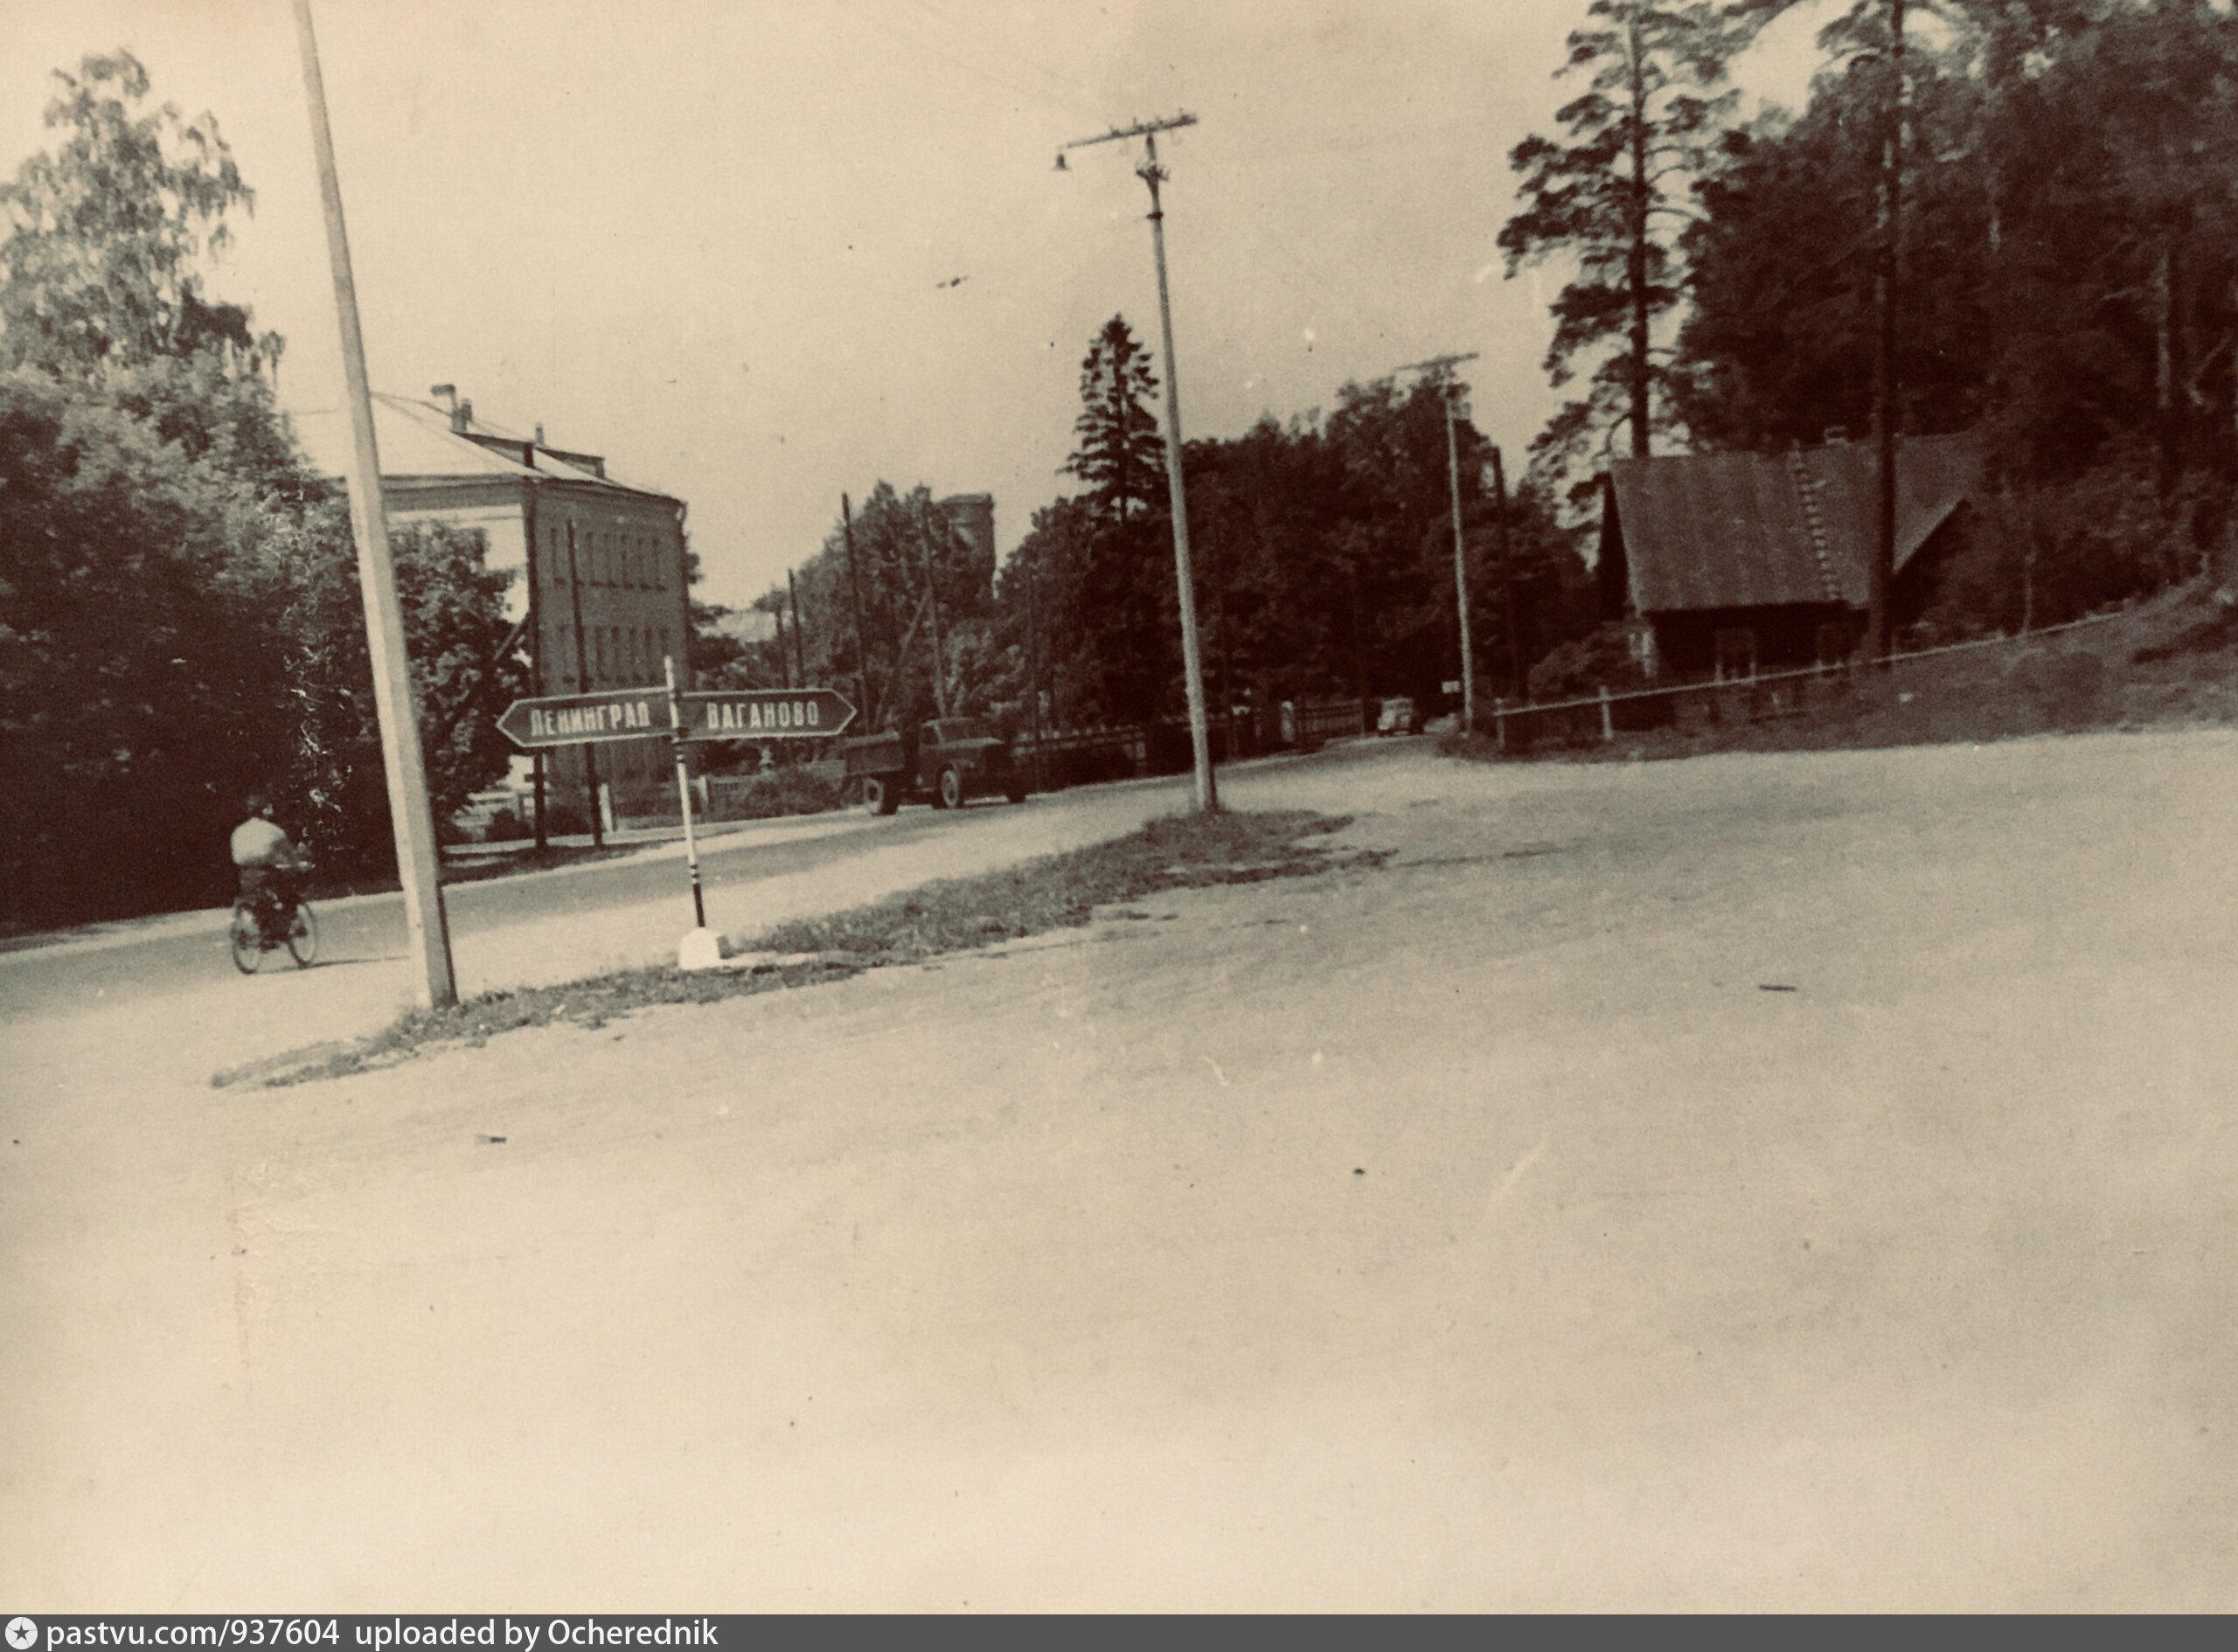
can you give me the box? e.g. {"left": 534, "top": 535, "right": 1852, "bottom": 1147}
{"left": 216, "top": 808, "right": 1382, "bottom": 1090}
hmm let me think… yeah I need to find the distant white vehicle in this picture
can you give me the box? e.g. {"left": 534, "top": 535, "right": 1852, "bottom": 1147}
{"left": 1376, "top": 696, "right": 1420, "bottom": 737}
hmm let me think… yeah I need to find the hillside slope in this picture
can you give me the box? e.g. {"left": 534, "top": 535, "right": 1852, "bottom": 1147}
{"left": 1454, "top": 581, "right": 2238, "bottom": 763}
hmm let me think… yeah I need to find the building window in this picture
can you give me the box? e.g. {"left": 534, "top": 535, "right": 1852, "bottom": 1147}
{"left": 1713, "top": 626, "right": 1757, "bottom": 684}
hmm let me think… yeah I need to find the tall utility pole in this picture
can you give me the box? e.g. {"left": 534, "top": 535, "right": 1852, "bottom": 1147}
{"left": 787, "top": 567, "right": 807, "bottom": 687}
{"left": 1397, "top": 351, "right": 1482, "bottom": 734}
{"left": 914, "top": 502, "right": 950, "bottom": 718}
{"left": 1056, "top": 112, "right": 1216, "bottom": 812}
{"left": 1869, "top": 0, "right": 1908, "bottom": 664}
{"left": 840, "top": 493, "right": 874, "bottom": 729}
{"left": 291, "top": 0, "right": 455, "bottom": 1008}
{"left": 1024, "top": 559, "right": 1046, "bottom": 792}
{"left": 1491, "top": 446, "right": 1524, "bottom": 701}
{"left": 564, "top": 522, "right": 604, "bottom": 848}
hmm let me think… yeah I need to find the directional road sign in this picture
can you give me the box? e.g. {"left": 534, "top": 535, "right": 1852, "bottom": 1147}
{"left": 682, "top": 688, "right": 856, "bottom": 740}
{"left": 497, "top": 684, "right": 857, "bottom": 749}
{"left": 497, "top": 687, "right": 672, "bottom": 749}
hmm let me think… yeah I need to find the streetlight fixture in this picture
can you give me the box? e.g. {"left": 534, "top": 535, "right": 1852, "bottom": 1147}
{"left": 1055, "top": 113, "right": 1216, "bottom": 813}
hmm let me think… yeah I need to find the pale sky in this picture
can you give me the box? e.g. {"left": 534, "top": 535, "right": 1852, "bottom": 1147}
{"left": 0, "top": 0, "right": 1825, "bottom": 609}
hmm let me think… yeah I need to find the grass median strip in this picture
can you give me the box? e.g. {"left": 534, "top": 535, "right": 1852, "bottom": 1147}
{"left": 214, "top": 808, "right": 1382, "bottom": 1090}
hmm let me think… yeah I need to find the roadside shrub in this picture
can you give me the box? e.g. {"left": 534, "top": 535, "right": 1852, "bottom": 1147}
{"left": 1528, "top": 621, "right": 1650, "bottom": 703}
{"left": 706, "top": 767, "right": 844, "bottom": 822}
{"left": 482, "top": 807, "right": 532, "bottom": 843}
{"left": 1047, "top": 740, "right": 1138, "bottom": 788}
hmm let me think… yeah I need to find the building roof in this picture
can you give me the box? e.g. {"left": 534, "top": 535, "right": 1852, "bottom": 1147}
{"left": 1606, "top": 434, "right": 1981, "bottom": 614}
{"left": 287, "top": 393, "right": 680, "bottom": 503}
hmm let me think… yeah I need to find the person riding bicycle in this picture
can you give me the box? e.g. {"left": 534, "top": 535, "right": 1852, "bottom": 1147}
{"left": 231, "top": 793, "right": 308, "bottom": 930}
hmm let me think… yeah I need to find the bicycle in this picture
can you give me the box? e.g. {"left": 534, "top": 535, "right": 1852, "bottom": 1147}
{"left": 229, "top": 879, "right": 319, "bottom": 974}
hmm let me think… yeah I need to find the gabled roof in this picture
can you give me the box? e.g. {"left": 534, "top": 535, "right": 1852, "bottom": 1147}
{"left": 287, "top": 393, "right": 679, "bottom": 503}
{"left": 1606, "top": 434, "right": 1980, "bottom": 614}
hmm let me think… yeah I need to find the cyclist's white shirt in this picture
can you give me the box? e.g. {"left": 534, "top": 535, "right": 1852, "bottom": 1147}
{"left": 231, "top": 817, "right": 293, "bottom": 867}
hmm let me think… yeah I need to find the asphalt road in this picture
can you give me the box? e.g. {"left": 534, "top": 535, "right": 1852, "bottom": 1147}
{"left": 0, "top": 805, "right": 949, "bottom": 1026}
{"left": 0, "top": 745, "right": 1356, "bottom": 1077}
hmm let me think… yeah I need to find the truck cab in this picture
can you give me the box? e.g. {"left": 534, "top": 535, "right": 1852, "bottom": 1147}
{"left": 842, "top": 716, "right": 1027, "bottom": 815}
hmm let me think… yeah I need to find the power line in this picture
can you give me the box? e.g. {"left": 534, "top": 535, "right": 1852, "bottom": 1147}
{"left": 836, "top": 4, "right": 1098, "bottom": 119}
{"left": 908, "top": 0, "right": 1106, "bottom": 115}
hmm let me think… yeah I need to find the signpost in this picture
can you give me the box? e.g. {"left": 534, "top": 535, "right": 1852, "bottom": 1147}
{"left": 497, "top": 686, "right": 857, "bottom": 750}
{"left": 494, "top": 681, "right": 858, "bottom": 968}
{"left": 497, "top": 687, "right": 672, "bottom": 749}
{"left": 664, "top": 656, "right": 714, "bottom": 967}
{"left": 679, "top": 688, "right": 857, "bottom": 741}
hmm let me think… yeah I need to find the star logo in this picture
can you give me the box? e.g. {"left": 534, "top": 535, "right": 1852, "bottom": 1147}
{"left": 6, "top": 1619, "right": 38, "bottom": 1650}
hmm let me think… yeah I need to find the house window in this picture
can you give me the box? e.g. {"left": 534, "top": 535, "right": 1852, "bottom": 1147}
{"left": 1713, "top": 626, "right": 1757, "bottom": 683}
{"left": 1816, "top": 620, "right": 1857, "bottom": 667}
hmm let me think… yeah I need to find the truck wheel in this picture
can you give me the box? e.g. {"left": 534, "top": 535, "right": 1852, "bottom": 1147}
{"left": 937, "top": 765, "right": 964, "bottom": 810}
{"left": 863, "top": 774, "right": 900, "bottom": 816}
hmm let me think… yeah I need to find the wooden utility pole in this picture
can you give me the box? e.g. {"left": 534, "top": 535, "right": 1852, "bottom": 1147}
{"left": 915, "top": 501, "right": 950, "bottom": 718}
{"left": 1056, "top": 112, "right": 1216, "bottom": 810}
{"left": 291, "top": 0, "right": 455, "bottom": 1007}
{"left": 1869, "top": 0, "right": 1908, "bottom": 664}
{"left": 1024, "top": 559, "right": 1046, "bottom": 793}
{"left": 565, "top": 521, "right": 604, "bottom": 847}
{"left": 840, "top": 493, "right": 874, "bottom": 729}
{"left": 1491, "top": 445, "right": 1524, "bottom": 700}
{"left": 788, "top": 567, "right": 808, "bottom": 686}
{"left": 1397, "top": 352, "right": 1482, "bottom": 732}
{"left": 525, "top": 493, "right": 546, "bottom": 850}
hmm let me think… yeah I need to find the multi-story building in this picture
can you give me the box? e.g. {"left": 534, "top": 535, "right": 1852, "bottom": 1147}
{"left": 295, "top": 390, "right": 693, "bottom": 821}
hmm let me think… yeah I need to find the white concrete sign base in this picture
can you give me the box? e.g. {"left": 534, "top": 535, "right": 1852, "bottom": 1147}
{"left": 677, "top": 927, "right": 726, "bottom": 971}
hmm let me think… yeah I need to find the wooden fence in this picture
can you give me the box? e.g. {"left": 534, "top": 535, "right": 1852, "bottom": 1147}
{"left": 1484, "top": 609, "right": 2133, "bottom": 754}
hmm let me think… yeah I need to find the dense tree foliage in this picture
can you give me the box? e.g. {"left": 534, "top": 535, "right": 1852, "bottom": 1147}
{"left": 727, "top": 318, "right": 1597, "bottom": 744}
{"left": 1674, "top": 0, "right": 2238, "bottom": 630}
{"left": 0, "top": 51, "right": 517, "bottom": 927}
{"left": 718, "top": 482, "right": 996, "bottom": 740}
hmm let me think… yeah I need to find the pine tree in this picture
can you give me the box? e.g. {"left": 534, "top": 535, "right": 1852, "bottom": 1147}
{"left": 1064, "top": 315, "right": 1164, "bottom": 524}
{"left": 1500, "top": 2, "right": 1741, "bottom": 507}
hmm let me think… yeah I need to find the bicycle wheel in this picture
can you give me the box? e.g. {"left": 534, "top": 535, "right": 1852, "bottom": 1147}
{"left": 285, "top": 901, "right": 319, "bottom": 968}
{"left": 229, "top": 904, "right": 263, "bottom": 975}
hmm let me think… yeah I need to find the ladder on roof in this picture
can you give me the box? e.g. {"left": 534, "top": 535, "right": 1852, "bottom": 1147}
{"left": 1787, "top": 447, "right": 1846, "bottom": 605}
